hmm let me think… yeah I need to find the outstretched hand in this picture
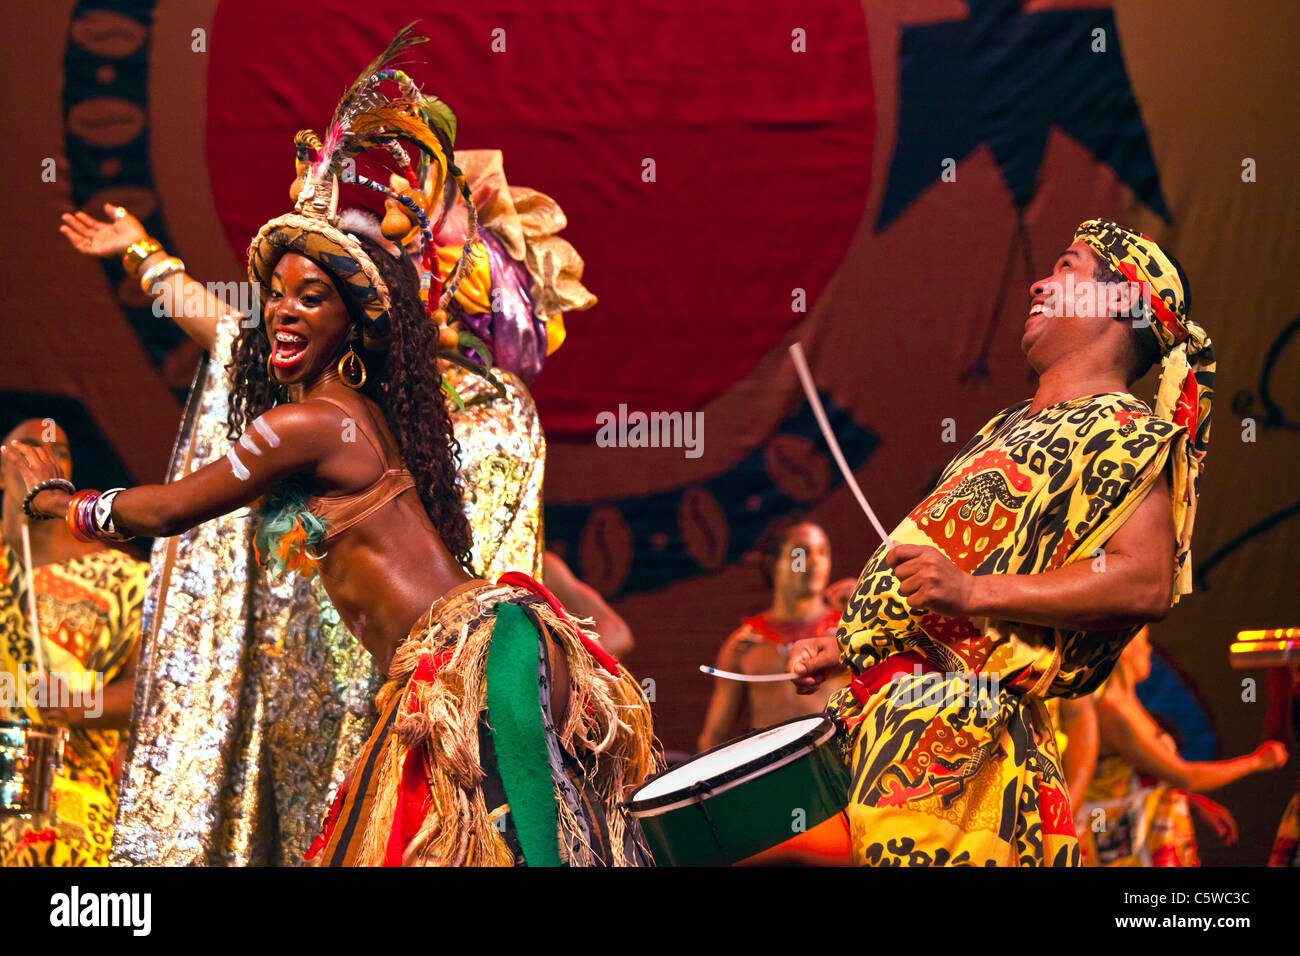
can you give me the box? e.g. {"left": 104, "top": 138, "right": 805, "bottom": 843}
{"left": 59, "top": 203, "right": 146, "bottom": 259}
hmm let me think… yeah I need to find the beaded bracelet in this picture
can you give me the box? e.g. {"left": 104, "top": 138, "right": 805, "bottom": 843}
{"left": 21, "top": 477, "right": 75, "bottom": 519}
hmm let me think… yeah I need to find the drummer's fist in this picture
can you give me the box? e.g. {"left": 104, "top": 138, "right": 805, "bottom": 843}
{"left": 790, "top": 636, "right": 842, "bottom": 695}
{"left": 887, "top": 544, "right": 976, "bottom": 618}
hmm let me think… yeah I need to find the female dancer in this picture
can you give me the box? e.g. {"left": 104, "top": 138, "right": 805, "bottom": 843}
{"left": 1081, "top": 627, "right": 1287, "bottom": 865}
{"left": 58, "top": 159, "right": 569, "bottom": 864}
{"left": 11, "top": 27, "right": 653, "bottom": 866}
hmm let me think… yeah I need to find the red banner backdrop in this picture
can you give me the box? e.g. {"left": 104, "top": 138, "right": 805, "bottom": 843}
{"left": 3, "top": 0, "right": 1297, "bottom": 863}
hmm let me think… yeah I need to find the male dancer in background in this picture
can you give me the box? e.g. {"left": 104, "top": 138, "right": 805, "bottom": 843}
{"left": 699, "top": 519, "right": 847, "bottom": 751}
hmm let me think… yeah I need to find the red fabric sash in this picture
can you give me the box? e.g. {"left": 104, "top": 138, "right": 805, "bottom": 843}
{"left": 497, "top": 570, "right": 621, "bottom": 676}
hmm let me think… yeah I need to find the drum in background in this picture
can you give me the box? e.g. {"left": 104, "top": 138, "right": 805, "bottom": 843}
{"left": 0, "top": 719, "right": 68, "bottom": 817}
{"left": 629, "top": 714, "right": 850, "bottom": 866}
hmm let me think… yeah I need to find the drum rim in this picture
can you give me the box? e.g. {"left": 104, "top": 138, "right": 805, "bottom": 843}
{"left": 628, "top": 714, "right": 837, "bottom": 814}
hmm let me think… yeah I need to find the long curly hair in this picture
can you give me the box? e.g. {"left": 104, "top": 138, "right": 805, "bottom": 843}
{"left": 226, "top": 232, "right": 474, "bottom": 573}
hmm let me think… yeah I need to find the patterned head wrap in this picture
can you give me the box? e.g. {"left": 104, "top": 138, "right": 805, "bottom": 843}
{"left": 1073, "top": 218, "right": 1216, "bottom": 597}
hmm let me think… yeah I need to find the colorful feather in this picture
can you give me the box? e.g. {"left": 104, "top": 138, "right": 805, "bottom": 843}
{"left": 254, "top": 479, "right": 329, "bottom": 580}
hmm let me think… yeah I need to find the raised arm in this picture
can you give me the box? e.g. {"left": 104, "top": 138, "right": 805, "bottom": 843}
{"left": 6, "top": 403, "right": 332, "bottom": 539}
{"left": 60, "top": 203, "right": 237, "bottom": 352}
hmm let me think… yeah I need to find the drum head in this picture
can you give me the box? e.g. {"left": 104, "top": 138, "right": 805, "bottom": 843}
{"left": 631, "top": 714, "right": 835, "bottom": 810}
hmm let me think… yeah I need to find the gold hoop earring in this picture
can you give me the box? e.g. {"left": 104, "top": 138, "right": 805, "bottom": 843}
{"left": 338, "top": 347, "right": 366, "bottom": 389}
{"left": 267, "top": 354, "right": 277, "bottom": 381}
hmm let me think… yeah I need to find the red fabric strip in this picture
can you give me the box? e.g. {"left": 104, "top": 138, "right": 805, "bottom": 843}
{"left": 849, "top": 650, "right": 939, "bottom": 706}
{"left": 497, "top": 570, "right": 621, "bottom": 675}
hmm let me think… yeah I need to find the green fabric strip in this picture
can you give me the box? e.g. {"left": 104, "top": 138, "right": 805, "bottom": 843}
{"left": 485, "top": 601, "right": 562, "bottom": 867}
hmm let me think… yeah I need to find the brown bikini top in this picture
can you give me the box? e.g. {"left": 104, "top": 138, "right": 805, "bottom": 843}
{"left": 305, "top": 395, "right": 416, "bottom": 546}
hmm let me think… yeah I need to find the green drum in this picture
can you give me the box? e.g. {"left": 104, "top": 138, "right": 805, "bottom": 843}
{"left": 629, "top": 714, "right": 849, "bottom": 866}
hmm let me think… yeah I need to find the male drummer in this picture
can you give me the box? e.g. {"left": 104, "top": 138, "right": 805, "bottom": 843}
{"left": 791, "top": 220, "right": 1215, "bottom": 866}
{"left": 698, "top": 520, "right": 848, "bottom": 752}
{"left": 0, "top": 419, "right": 147, "bottom": 865}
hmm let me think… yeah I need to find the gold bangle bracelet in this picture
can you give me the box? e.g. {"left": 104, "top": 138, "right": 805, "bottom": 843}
{"left": 122, "top": 237, "right": 163, "bottom": 274}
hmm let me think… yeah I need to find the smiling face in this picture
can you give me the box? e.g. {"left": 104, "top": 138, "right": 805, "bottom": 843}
{"left": 1022, "top": 240, "right": 1128, "bottom": 375}
{"left": 265, "top": 253, "right": 354, "bottom": 385}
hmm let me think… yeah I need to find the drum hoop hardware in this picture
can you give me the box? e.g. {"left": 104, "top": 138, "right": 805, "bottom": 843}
{"left": 687, "top": 780, "right": 733, "bottom": 866}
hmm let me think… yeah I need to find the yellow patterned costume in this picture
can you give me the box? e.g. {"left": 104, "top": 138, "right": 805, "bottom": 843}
{"left": 830, "top": 393, "right": 1182, "bottom": 866}
{"left": 0, "top": 544, "right": 146, "bottom": 866}
{"left": 1080, "top": 752, "right": 1199, "bottom": 866}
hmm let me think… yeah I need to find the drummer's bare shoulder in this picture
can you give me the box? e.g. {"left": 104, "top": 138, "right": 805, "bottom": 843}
{"left": 716, "top": 624, "right": 764, "bottom": 671}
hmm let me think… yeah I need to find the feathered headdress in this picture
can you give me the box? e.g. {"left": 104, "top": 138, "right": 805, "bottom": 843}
{"left": 247, "top": 23, "right": 483, "bottom": 353}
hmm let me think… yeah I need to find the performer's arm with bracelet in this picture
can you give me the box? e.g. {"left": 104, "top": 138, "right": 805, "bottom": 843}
{"left": 60, "top": 203, "right": 235, "bottom": 352}
{"left": 4, "top": 403, "right": 328, "bottom": 538}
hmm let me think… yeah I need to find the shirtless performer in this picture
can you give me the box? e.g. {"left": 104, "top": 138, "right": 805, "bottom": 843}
{"left": 698, "top": 520, "right": 848, "bottom": 751}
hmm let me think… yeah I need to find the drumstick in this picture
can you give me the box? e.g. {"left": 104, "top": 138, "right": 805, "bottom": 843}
{"left": 19, "top": 522, "right": 47, "bottom": 674}
{"left": 701, "top": 665, "right": 796, "bottom": 682}
{"left": 788, "top": 342, "right": 893, "bottom": 549}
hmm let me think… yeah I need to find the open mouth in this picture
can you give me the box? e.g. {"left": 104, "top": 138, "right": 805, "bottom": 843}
{"left": 272, "top": 329, "right": 309, "bottom": 369}
{"left": 1025, "top": 301, "right": 1049, "bottom": 330}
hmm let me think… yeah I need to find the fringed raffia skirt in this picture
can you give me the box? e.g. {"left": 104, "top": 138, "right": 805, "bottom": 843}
{"left": 304, "top": 575, "right": 659, "bottom": 866}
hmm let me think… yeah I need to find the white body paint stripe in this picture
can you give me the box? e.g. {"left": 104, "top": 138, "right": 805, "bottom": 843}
{"left": 238, "top": 433, "right": 263, "bottom": 455}
{"left": 226, "top": 448, "right": 251, "bottom": 481}
{"left": 252, "top": 418, "right": 281, "bottom": 448}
